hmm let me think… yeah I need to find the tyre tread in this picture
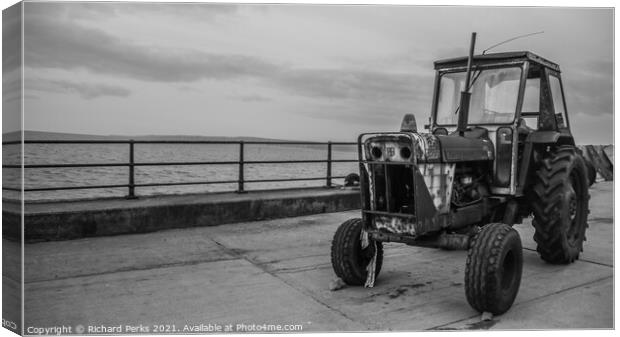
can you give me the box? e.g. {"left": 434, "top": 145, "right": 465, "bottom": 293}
{"left": 529, "top": 146, "right": 589, "bottom": 264}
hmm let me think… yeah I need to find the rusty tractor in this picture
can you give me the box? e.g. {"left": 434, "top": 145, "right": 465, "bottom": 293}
{"left": 331, "top": 34, "right": 589, "bottom": 315}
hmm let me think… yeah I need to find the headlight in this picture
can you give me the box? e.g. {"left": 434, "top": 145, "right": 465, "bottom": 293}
{"left": 371, "top": 146, "right": 382, "bottom": 159}
{"left": 400, "top": 146, "right": 412, "bottom": 159}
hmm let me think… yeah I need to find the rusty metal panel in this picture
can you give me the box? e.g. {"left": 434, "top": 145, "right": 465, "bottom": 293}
{"left": 413, "top": 167, "right": 437, "bottom": 224}
{"left": 374, "top": 215, "right": 417, "bottom": 235}
{"left": 413, "top": 133, "right": 441, "bottom": 162}
{"left": 417, "top": 163, "right": 454, "bottom": 214}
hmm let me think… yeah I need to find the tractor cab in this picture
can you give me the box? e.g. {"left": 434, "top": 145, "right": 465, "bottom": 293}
{"left": 430, "top": 51, "right": 573, "bottom": 195}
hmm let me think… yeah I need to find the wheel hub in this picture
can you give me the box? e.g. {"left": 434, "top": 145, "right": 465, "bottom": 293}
{"left": 568, "top": 195, "right": 577, "bottom": 221}
{"left": 563, "top": 177, "right": 580, "bottom": 242}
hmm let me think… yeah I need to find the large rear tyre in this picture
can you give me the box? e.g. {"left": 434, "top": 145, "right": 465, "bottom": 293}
{"left": 584, "top": 158, "right": 597, "bottom": 187}
{"left": 576, "top": 147, "right": 596, "bottom": 187}
{"left": 331, "top": 218, "right": 383, "bottom": 285}
{"left": 465, "top": 223, "right": 523, "bottom": 315}
{"left": 530, "top": 146, "right": 589, "bottom": 264}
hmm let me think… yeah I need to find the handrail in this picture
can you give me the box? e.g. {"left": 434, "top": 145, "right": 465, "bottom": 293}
{"left": 2, "top": 139, "right": 357, "bottom": 199}
{"left": 2, "top": 140, "right": 355, "bottom": 145}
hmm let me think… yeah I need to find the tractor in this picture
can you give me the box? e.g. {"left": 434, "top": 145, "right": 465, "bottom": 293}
{"left": 330, "top": 34, "right": 589, "bottom": 315}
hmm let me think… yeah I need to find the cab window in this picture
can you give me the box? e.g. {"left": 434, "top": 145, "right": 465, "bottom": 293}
{"left": 522, "top": 78, "right": 539, "bottom": 113}
{"left": 435, "top": 67, "right": 521, "bottom": 125}
{"left": 520, "top": 78, "right": 540, "bottom": 130}
{"left": 549, "top": 75, "right": 568, "bottom": 128}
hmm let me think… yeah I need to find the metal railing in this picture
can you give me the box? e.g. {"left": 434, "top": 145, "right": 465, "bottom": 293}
{"left": 2, "top": 139, "right": 357, "bottom": 199}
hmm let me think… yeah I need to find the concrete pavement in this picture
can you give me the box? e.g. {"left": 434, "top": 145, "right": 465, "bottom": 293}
{"left": 21, "top": 182, "right": 613, "bottom": 332}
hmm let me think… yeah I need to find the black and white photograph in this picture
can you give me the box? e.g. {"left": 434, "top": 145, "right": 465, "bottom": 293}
{"left": 1, "top": 1, "right": 615, "bottom": 335}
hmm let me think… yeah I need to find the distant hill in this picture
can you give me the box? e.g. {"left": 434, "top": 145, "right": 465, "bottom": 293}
{"left": 3, "top": 130, "right": 300, "bottom": 143}
{"left": 2, "top": 131, "right": 358, "bottom": 151}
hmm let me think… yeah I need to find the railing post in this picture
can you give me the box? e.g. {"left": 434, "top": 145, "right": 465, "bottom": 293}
{"left": 237, "top": 141, "right": 245, "bottom": 193}
{"left": 126, "top": 139, "right": 137, "bottom": 199}
{"left": 326, "top": 141, "right": 332, "bottom": 188}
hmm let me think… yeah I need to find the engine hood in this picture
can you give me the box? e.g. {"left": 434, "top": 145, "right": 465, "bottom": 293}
{"left": 435, "top": 135, "right": 494, "bottom": 162}
{"left": 361, "top": 132, "right": 494, "bottom": 163}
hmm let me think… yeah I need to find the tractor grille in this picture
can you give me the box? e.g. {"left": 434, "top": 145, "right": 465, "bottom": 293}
{"left": 369, "top": 163, "right": 415, "bottom": 214}
{"left": 358, "top": 133, "right": 419, "bottom": 229}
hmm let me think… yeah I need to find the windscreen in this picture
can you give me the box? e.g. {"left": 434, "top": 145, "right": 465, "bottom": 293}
{"left": 435, "top": 67, "right": 522, "bottom": 125}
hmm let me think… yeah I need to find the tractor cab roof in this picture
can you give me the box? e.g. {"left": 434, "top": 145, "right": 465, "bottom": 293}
{"left": 434, "top": 51, "right": 560, "bottom": 72}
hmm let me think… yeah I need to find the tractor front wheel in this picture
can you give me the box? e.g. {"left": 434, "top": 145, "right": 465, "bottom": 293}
{"left": 331, "top": 218, "right": 383, "bottom": 285}
{"left": 465, "top": 223, "right": 523, "bottom": 315}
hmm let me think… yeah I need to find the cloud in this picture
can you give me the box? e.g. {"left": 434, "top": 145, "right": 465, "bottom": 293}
{"left": 275, "top": 68, "right": 432, "bottom": 101}
{"left": 295, "top": 82, "right": 433, "bottom": 127}
{"left": 3, "top": 71, "right": 22, "bottom": 104}
{"left": 25, "top": 2, "right": 237, "bottom": 22}
{"left": 176, "top": 85, "right": 203, "bottom": 93}
{"left": 121, "top": 3, "right": 238, "bottom": 20}
{"left": 236, "top": 95, "right": 272, "bottom": 102}
{"left": 563, "top": 60, "right": 613, "bottom": 116}
{"left": 26, "top": 78, "right": 131, "bottom": 99}
{"left": 3, "top": 3, "right": 22, "bottom": 74}
{"left": 28, "top": 4, "right": 611, "bottom": 126}
{"left": 24, "top": 17, "right": 279, "bottom": 83}
{"left": 24, "top": 15, "right": 428, "bottom": 106}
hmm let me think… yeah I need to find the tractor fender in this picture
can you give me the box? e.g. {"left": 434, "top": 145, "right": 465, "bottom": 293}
{"left": 518, "top": 130, "right": 575, "bottom": 193}
{"left": 526, "top": 131, "right": 561, "bottom": 143}
{"left": 526, "top": 131, "right": 575, "bottom": 146}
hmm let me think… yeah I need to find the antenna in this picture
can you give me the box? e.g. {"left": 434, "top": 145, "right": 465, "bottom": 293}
{"left": 482, "top": 31, "right": 544, "bottom": 54}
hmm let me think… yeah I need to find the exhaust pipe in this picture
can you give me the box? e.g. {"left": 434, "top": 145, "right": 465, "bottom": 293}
{"left": 457, "top": 32, "right": 477, "bottom": 136}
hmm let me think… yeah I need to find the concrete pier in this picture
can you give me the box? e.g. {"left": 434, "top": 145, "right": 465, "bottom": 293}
{"left": 15, "top": 181, "right": 612, "bottom": 332}
{"left": 3, "top": 187, "right": 360, "bottom": 242}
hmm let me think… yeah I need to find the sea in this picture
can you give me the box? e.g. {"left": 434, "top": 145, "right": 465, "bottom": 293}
{"left": 2, "top": 140, "right": 359, "bottom": 202}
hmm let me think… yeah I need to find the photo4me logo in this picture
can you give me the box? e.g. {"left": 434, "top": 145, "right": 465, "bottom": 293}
{"left": 181, "top": 322, "right": 304, "bottom": 333}
{"left": 234, "top": 323, "right": 303, "bottom": 332}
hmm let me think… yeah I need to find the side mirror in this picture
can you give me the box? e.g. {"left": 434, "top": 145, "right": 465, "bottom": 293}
{"left": 400, "top": 114, "right": 417, "bottom": 133}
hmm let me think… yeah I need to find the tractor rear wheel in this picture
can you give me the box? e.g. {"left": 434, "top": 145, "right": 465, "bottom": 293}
{"left": 584, "top": 158, "right": 597, "bottom": 187}
{"left": 465, "top": 223, "right": 523, "bottom": 315}
{"left": 331, "top": 218, "right": 383, "bottom": 285}
{"left": 530, "top": 146, "right": 589, "bottom": 264}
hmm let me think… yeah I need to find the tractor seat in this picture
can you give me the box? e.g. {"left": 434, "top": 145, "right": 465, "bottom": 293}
{"left": 517, "top": 118, "right": 534, "bottom": 138}
{"left": 449, "top": 126, "right": 489, "bottom": 140}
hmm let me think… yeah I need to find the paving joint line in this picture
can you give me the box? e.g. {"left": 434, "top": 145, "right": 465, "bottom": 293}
{"left": 209, "top": 238, "right": 360, "bottom": 325}
{"left": 24, "top": 256, "right": 241, "bottom": 284}
{"left": 522, "top": 247, "right": 613, "bottom": 267}
{"left": 427, "top": 275, "right": 613, "bottom": 330}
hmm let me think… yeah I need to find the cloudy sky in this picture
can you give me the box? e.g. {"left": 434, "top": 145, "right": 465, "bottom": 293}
{"left": 3, "top": 2, "right": 614, "bottom": 143}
